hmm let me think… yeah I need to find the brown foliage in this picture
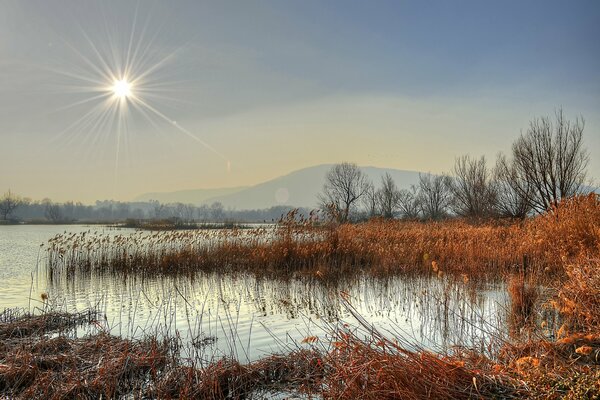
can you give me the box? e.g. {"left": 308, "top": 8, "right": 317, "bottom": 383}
{"left": 320, "top": 329, "right": 524, "bottom": 399}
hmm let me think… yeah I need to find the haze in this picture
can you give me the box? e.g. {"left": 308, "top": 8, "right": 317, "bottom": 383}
{"left": 1, "top": 0, "right": 598, "bottom": 203}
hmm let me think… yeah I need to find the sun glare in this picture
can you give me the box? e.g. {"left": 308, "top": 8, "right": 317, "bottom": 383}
{"left": 112, "top": 79, "right": 132, "bottom": 99}
{"left": 53, "top": 18, "right": 230, "bottom": 177}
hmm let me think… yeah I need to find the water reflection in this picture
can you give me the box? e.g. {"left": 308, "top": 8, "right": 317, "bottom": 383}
{"left": 0, "top": 225, "right": 515, "bottom": 364}
{"left": 45, "top": 269, "right": 509, "bottom": 362}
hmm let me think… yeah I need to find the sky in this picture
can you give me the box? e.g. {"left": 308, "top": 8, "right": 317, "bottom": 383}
{"left": 1, "top": 0, "right": 599, "bottom": 203}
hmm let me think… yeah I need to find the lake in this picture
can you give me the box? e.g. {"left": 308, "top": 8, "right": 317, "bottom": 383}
{"left": 0, "top": 225, "right": 510, "bottom": 363}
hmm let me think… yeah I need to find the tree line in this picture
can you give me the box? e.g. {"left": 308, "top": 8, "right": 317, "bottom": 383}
{"left": 319, "top": 109, "right": 592, "bottom": 222}
{"left": 0, "top": 194, "right": 309, "bottom": 224}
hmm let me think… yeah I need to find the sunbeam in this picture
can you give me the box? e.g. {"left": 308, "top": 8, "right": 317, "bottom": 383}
{"left": 46, "top": 5, "right": 231, "bottom": 197}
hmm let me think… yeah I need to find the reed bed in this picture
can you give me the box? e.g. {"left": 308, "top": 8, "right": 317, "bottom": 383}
{"left": 0, "top": 308, "right": 531, "bottom": 400}
{"left": 0, "top": 308, "right": 97, "bottom": 340}
{"left": 46, "top": 194, "right": 600, "bottom": 282}
{"left": 0, "top": 308, "right": 323, "bottom": 399}
{"left": 26, "top": 194, "right": 600, "bottom": 398}
{"left": 10, "top": 308, "right": 595, "bottom": 399}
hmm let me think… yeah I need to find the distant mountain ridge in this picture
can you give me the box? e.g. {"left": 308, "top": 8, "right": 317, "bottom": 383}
{"left": 135, "top": 186, "right": 248, "bottom": 205}
{"left": 135, "top": 164, "right": 424, "bottom": 210}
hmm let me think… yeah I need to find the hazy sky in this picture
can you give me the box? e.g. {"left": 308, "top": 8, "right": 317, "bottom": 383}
{"left": 1, "top": 0, "right": 599, "bottom": 203}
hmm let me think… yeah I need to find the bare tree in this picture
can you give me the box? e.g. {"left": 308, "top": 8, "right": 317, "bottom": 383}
{"left": 150, "top": 200, "right": 164, "bottom": 219}
{"left": 319, "top": 162, "right": 370, "bottom": 223}
{"left": 174, "top": 203, "right": 196, "bottom": 224}
{"left": 448, "top": 155, "right": 498, "bottom": 219}
{"left": 377, "top": 172, "right": 400, "bottom": 219}
{"left": 494, "top": 153, "right": 533, "bottom": 219}
{"left": 210, "top": 201, "right": 225, "bottom": 221}
{"left": 417, "top": 173, "right": 452, "bottom": 220}
{"left": 510, "top": 109, "right": 588, "bottom": 213}
{"left": 0, "top": 190, "right": 22, "bottom": 221}
{"left": 361, "top": 181, "right": 379, "bottom": 218}
{"left": 397, "top": 185, "right": 420, "bottom": 219}
{"left": 43, "top": 199, "right": 63, "bottom": 222}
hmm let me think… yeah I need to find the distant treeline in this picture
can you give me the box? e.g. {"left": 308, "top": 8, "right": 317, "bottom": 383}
{"left": 0, "top": 195, "right": 310, "bottom": 224}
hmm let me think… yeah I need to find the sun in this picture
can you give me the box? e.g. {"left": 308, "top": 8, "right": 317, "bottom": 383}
{"left": 112, "top": 79, "right": 132, "bottom": 99}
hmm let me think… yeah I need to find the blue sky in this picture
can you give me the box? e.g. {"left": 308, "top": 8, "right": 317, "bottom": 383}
{"left": 0, "top": 1, "right": 598, "bottom": 202}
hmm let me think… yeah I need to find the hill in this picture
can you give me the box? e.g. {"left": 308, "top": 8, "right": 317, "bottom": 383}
{"left": 135, "top": 165, "right": 424, "bottom": 209}
{"left": 134, "top": 187, "right": 248, "bottom": 205}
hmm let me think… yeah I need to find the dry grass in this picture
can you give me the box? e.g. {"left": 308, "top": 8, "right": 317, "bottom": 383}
{"left": 508, "top": 274, "right": 539, "bottom": 335}
{"left": 0, "top": 309, "right": 97, "bottom": 340}
{"left": 553, "top": 258, "right": 600, "bottom": 332}
{"left": 27, "top": 194, "right": 600, "bottom": 398}
{"left": 45, "top": 194, "right": 600, "bottom": 282}
{"left": 0, "top": 309, "right": 323, "bottom": 399}
{"left": 319, "top": 330, "right": 525, "bottom": 399}
{"left": 0, "top": 309, "right": 522, "bottom": 400}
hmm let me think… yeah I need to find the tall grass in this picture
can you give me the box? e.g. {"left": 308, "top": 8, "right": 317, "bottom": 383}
{"left": 32, "top": 194, "right": 600, "bottom": 398}
{"left": 46, "top": 194, "right": 600, "bottom": 282}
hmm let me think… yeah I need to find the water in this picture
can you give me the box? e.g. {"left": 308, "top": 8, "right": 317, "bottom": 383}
{"left": 0, "top": 224, "right": 127, "bottom": 309}
{"left": 0, "top": 225, "right": 510, "bottom": 363}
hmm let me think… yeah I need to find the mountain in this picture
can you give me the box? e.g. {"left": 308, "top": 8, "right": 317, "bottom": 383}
{"left": 134, "top": 186, "right": 248, "bottom": 205}
{"left": 134, "top": 165, "right": 424, "bottom": 209}
{"left": 204, "top": 164, "right": 423, "bottom": 210}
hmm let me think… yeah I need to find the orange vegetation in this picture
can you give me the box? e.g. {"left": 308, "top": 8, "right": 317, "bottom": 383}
{"left": 47, "top": 194, "right": 600, "bottom": 282}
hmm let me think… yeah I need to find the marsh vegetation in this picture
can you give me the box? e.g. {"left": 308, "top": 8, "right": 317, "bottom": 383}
{"left": 10, "top": 193, "right": 592, "bottom": 399}
{"left": 2, "top": 111, "right": 598, "bottom": 398}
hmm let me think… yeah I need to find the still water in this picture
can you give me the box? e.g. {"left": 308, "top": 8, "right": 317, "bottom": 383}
{"left": 0, "top": 225, "right": 509, "bottom": 362}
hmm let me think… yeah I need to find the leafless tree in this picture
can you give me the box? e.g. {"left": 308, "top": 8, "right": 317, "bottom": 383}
{"left": 377, "top": 172, "right": 400, "bottom": 219}
{"left": 319, "top": 162, "right": 370, "bottom": 223}
{"left": 43, "top": 199, "right": 63, "bottom": 222}
{"left": 150, "top": 200, "right": 164, "bottom": 219}
{"left": 397, "top": 185, "right": 420, "bottom": 219}
{"left": 175, "top": 203, "right": 196, "bottom": 224}
{"left": 210, "top": 201, "right": 225, "bottom": 221}
{"left": 509, "top": 109, "right": 588, "bottom": 213}
{"left": 448, "top": 155, "right": 498, "bottom": 219}
{"left": 417, "top": 173, "right": 452, "bottom": 220}
{"left": 493, "top": 153, "right": 533, "bottom": 219}
{"left": 361, "top": 181, "right": 379, "bottom": 218}
{"left": 0, "top": 190, "right": 22, "bottom": 220}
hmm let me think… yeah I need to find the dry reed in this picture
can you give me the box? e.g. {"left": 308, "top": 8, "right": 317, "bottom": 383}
{"left": 45, "top": 194, "right": 600, "bottom": 282}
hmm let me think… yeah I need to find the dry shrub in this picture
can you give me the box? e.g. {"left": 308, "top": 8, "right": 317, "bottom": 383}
{"left": 500, "top": 333, "right": 600, "bottom": 370}
{"left": 498, "top": 333, "right": 600, "bottom": 399}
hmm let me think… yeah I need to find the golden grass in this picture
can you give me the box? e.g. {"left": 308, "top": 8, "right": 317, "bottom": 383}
{"left": 508, "top": 274, "right": 539, "bottom": 335}
{"left": 32, "top": 194, "right": 600, "bottom": 398}
{"left": 319, "top": 329, "right": 525, "bottom": 399}
{"left": 46, "top": 194, "right": 600, "bottom": 283}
